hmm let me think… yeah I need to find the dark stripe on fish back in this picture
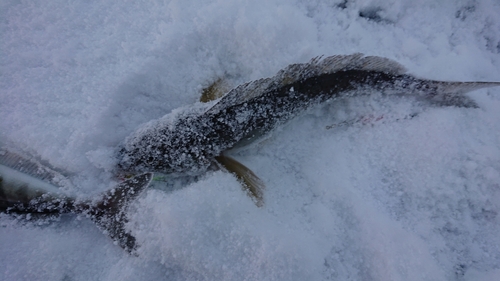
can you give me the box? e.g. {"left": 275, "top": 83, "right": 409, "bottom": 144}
{"left": 117, "top": 54, "right": 500, "bottom": 175}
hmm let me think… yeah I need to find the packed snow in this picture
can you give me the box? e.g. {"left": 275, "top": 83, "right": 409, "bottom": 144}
{"left": 1, "top": 0, "right": 500, "bottom": 280}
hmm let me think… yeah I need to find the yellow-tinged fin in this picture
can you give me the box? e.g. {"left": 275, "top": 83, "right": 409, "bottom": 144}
{"left": 215, "top": 154, "right": 265, "bottom": 207}
{"left": 200, "top": 77, "right": 232, "bottom": 103}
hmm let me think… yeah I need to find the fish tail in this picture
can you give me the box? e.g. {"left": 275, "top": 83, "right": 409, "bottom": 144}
{"left": 416, "top": 81, "right": 500, "bottom": 108}
{"left": 79, "top": 172, "right": 153, "bottom": 253}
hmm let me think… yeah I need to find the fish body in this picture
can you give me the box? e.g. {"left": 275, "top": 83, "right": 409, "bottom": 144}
{"left": 2, "top": 54, "right": 499, "bottom": 253}
{"left": 117, "top": 54, "right": 500, "bottom": 175}
{"left": 0, "top": 149, "right": 75, "bottom": 213}
{"left": 0, "top": 164, "right": 69, "bottom": 212}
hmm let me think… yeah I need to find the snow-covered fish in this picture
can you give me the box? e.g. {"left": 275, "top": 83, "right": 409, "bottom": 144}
{"left": 117, "top": 54, "right": 500, "bottom": 205}
{"left": 3, "top": 54, "right": 499, "bottom": 253}
{"left": 0, "top": 148, "right": 152, "bottom": 253}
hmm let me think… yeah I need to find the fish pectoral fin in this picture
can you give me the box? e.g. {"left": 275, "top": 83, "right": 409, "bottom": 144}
{"left": 83, "top": 172, "right": 153, "bottom": 254}
{"left": 215, "top": 155, "right": 265, "bottom": 207}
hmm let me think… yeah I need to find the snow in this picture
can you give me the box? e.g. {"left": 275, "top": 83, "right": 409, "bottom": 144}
{"left": 1, "top": 0, "right": 500, "bottom": 280}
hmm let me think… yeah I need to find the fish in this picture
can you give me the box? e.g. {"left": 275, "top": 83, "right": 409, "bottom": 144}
{"left": 2, "top": 54, "right": 499, "bottom": 253}
{"left": 116, "top": 53, "right": 500, "bottom": 205}
{"left": 0, "top": 148, "right": 152, "bottom": 253}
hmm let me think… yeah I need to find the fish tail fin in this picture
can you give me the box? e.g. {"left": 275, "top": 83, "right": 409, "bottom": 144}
{"left": 82, "top": 172, "right": 153, "bottom": 253}
{"left": 419, "top": 81, "right": 500, "bottom": 108}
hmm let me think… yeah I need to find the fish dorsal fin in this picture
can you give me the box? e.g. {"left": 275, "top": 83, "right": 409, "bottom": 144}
{"left": 83, "top": 172, "right": 153, "bottom": 253}
{"left": 276, "top": 53, "right": 407, "bottom": 83}
{"left": 208, "top": 54, "right": 407, "bottom": 113}
{"left": 206, "top": 77, "right": 274, "bottom": 113}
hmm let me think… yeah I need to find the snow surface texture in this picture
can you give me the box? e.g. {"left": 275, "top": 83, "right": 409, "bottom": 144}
{"left": 1, "top": 0, "right": 500, "bottom": 280}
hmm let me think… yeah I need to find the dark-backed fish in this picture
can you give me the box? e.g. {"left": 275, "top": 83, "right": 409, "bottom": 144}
{"left": 2, "top": 54, "right": 499, "bottom": 253}
{"left": 117, "top": 54, "right": 500, "bottom": 203}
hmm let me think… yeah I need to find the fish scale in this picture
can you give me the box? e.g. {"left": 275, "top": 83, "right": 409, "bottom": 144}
{"left": 117, "top": 55, "right": 500, "bottom": 176}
